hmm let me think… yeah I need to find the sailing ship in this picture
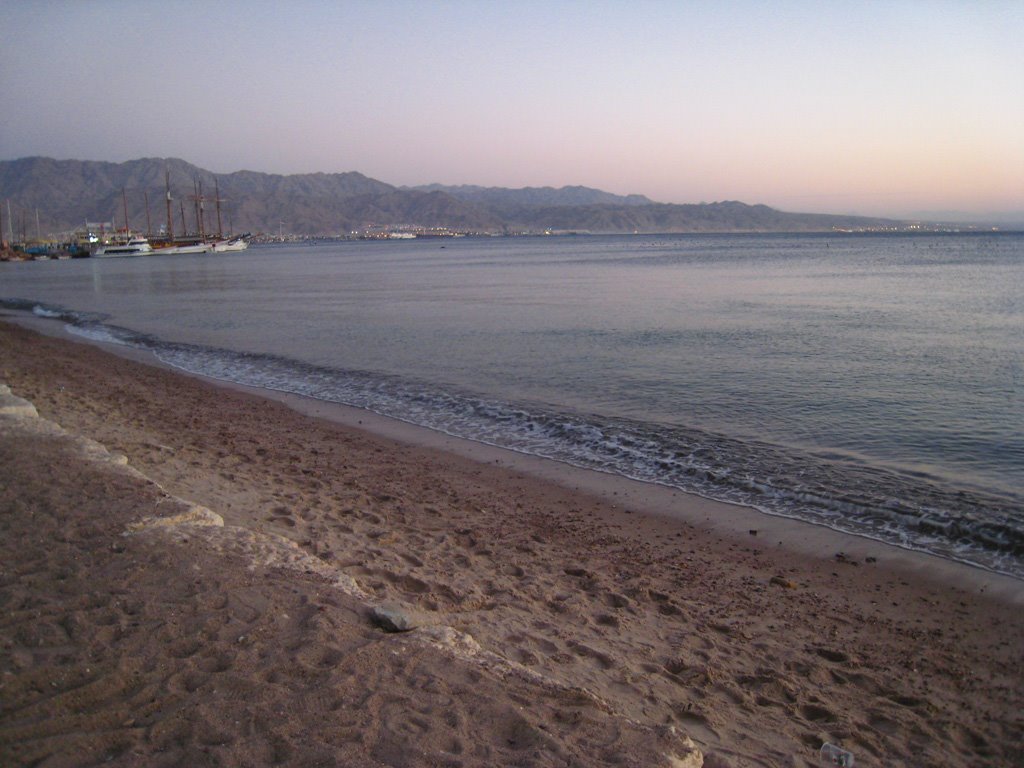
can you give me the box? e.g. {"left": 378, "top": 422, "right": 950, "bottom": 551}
{"left": 148, "top": 171, "right": 247, "bottom": 256}
{"left": 144, "top": 171, "right": 248, "bottom": 255}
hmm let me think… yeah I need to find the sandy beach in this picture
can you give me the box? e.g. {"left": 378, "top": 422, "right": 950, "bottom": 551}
{"left": 1, "top": 318, "right": 1021, "bottom": 767}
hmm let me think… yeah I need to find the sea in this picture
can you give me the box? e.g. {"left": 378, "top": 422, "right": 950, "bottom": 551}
{"left": 2, "top": 233, "right": 1022, "bottom": 579}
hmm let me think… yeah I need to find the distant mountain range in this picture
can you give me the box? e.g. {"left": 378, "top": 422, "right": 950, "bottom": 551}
{"left": 1, "top": 156, "right": 912, "bottom": 237}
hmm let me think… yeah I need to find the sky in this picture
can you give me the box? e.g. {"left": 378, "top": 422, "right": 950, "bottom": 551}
{"left": 2, "top": 0, "right": 1022, "bottom": 221}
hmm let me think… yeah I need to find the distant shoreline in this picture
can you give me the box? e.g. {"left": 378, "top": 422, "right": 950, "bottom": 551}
{"left": 7, "top": 156, "right": 1019, "bottom": 241}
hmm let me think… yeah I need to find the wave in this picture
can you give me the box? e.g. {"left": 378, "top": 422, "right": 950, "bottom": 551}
{"left": 6, "top": 297, "right": 1023, "bottom": 579}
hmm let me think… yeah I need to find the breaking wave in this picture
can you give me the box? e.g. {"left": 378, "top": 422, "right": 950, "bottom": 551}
{"left": 4, "top": 297, "right": 1016, "bottom": 580}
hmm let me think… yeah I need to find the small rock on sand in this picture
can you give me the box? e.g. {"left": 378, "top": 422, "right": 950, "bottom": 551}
{"left": 369, "top": 603, "right": 428, "bottom": 632}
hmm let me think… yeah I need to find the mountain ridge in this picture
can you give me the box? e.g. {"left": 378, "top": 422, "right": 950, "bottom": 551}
{"left": 1, "top": 156, "right": 910, "bottom": 236}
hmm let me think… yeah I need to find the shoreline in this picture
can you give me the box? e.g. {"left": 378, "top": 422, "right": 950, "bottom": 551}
{"left": 12, "top": 310, "right": 1023, "bottom": 602}
{"left": 169, "top": 371, "right": 1024, "bottom": 602}
{"left": 2, "top": 316, "right": 1023, "bottom": 766}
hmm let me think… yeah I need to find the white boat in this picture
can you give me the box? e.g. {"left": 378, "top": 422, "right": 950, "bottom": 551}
{"left": 92, "top": 237, "right": 153, "bottom": 257}
{"left": 211, "top": 236, "right": 249, "bottom": 252}
{"left": 152, "top": 242, "right": 211, "bottom": 255}
{"left": 94, "top": 189, "right": 153, "bottom": 257}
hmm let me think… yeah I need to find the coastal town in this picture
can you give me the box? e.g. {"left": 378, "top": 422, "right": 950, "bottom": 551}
{"left": 0, "top": 205, "right": 996, "bottom": 262}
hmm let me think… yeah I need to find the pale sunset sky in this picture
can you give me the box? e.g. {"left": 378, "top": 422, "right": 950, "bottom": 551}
{"left": 2, "top": 0, "right": 1022, "bottom": 221}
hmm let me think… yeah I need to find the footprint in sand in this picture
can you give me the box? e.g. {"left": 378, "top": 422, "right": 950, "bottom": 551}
{"left": 672, "top": 706, "right": 721, "bottom": 744}
{"left": 602, "top": 591, "right": 632, "bottom": 609}
{"left": 532, "top": 636, "right": 560, "bottom": 655}
{"left": 800, "top": 702, "right": 837, "bottom": 723}
{"left": 167, "top": 638, "right": 202, "bottom": 659}
{"left": 814, "top": 647, "right": 850, "bottom": 664}
{"left": 567, "top": 640, "right": 615, "bottom": 670}
{"left": 886, "top": 693, "right": 924, "bottom": 708}
{"left": 199, "top": 652, "right": 233, "bottom": 674}
{"left": 385, "top": 572, "right": 431, "bottom": 594}
{"left": 868, "top": 711, "right": 899, "bottom": 735}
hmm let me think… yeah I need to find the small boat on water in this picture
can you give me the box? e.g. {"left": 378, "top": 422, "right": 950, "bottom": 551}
{"left": 92, "top": 236, "right": 154, "bottom": 257}
{"left": 150, "top": 241, "right": 211, "bottom": 255}
{"left": 93, "top": 188, "right": 154, "bottom": 257}
{"left": 212, "top": 235, "right": 249, "bottom": 253}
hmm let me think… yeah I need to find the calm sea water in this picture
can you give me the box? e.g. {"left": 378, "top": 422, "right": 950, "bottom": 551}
{"left": 3, "top": 234, "right": 1022, "bottom": 577}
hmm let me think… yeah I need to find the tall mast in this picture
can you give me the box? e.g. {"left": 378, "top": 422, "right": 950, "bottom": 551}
{"left": 198, "top": 180, "right": 206, "bottom": 239}
{"left": 214, "top": 178, "right": 224, "bottom": 238}
{"left": 191, "top": 179, "right": 206, "bottom": 240}
{"left": 121, "top": 188, "right": 130, "bottom": 239}
{"left": 144, "top": 191, "right": 152, "bottom": 237}
{"left": 165, "top": 168, "right": 174, "bottom": 241}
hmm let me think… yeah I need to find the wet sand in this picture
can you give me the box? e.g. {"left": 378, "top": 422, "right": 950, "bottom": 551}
{"left": 1, "top": 319, "right": 1021, "bottom": 767}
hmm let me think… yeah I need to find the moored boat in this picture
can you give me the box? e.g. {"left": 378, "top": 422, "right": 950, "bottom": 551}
{"left": 94, "top": 189, "right": 153, "bottom": 257}
{"left": 150, "top": 241, "right": 211, "bottom": 255}
{"left": 212, "top": 235, "right": 249, "bottom": 252}
{"left": 92, "top": 236, "right": 153, "bottom": 257}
